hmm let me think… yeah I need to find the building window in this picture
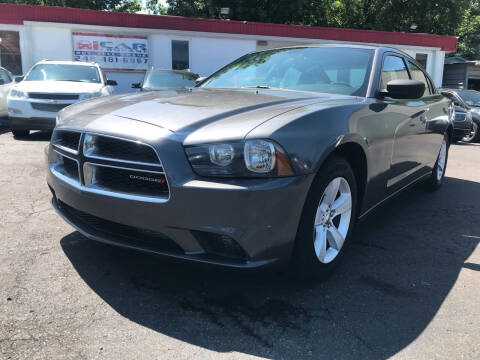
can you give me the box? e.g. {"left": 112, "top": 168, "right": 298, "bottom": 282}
{"left": 0, "top": 31, "right": 22, "bottom": 75}
{"left": 415, "top": 53, "right": 428, "bottom": 70}
{"left": 172, "top": 40, "right": 189, "bottom": 70}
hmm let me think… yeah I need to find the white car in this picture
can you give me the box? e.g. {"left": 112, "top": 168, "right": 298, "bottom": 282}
{"left": 0, "top": 67, "right": 14, "bottom": 117}
{"left": 7, "top": 60, "right": 117, "bottom": 137}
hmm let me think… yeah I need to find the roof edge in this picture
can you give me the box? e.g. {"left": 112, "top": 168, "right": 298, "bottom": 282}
{"left": 0, "top": 3, "right": 458, "bottom": 52}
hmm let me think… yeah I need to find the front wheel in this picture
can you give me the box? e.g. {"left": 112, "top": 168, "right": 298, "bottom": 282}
{"left": 292, "top": 156, "right": 357, "bottom": 281}
{"left": 462, "top": 122, "right": 478, "bottom": 143}
{"left": 424, "top": 134, "right": 449, "bottom": 191}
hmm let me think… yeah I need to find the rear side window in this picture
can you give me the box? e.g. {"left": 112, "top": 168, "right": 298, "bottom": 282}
{"left": 408, "top": 61, "right": 432, "bottom": 96}
{"left": 380, "top": 56, "right": 409, "bottom": 90}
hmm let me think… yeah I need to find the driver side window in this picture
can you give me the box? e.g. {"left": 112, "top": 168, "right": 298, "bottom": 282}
{"left": 380, "top": 56, "right": 409, "bottom": 90}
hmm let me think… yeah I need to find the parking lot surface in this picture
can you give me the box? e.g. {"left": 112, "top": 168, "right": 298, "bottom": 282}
{"left": 1, "top": 128, "right": 479, "bottom": 360}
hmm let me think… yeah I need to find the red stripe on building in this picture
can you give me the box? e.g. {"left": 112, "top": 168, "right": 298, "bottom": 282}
{"left": 0, "top": 3, "right": 458, "bottom": 52}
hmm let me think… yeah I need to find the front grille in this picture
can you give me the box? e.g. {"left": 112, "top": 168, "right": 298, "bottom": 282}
{"left": 31, "top": 102, "right": 71, "bottom": 112}
{"left": 52, "top": 153, "right": 79, "bottom": 182}
{"left": 52, "top": 130, "right": 81, "bottom": 154}
{"left": 57, "top": 200, "right": 183, "bottom": 254}
{"left": 50, "top": 130, "right": 169, "bottom": 202}
{"left": 85, "top": 164, "right": 169, "bottom": 198}
{"left": 84, "top": 134, "right": 160, "bottom": 165}
{"left": 29, "top": 93, "right": 79, "bottom": 100}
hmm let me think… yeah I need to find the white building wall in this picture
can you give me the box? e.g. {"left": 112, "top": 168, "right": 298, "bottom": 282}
{"left": 26, "top": 25, "right": 73, "bottom": 67}
{"left": 189, "top": 36, "right": 256, "bottom": 76}
{"left": 0, "top": 20, "right": 447, "bottom": 92}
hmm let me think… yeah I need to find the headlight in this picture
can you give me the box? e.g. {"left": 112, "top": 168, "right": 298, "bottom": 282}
{"left": 81, "top": 90, "right": 102, "bottom": 100}
{"left": 185, "top": 139, "right": 294, "bottom": 177}
{"left": 8, "top": 89, "right": 26, "bottom": 99}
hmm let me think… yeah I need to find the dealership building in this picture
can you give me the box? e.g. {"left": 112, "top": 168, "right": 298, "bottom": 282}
{"left": 0, "top": 3, "right": 457, "bottom": 94}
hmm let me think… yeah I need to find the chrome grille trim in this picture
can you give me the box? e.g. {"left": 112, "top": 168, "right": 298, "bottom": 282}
{"left": 83, "top": 133, "right": 162, "bottom": 167}
{"left": 52, "top": 130, "right": 81, "bottom": 155}
{"left": 51, "top": 150, "right": 81, "bottom": 183}
{"left": 49, "top": 131, "right": 170, "bottom": 203}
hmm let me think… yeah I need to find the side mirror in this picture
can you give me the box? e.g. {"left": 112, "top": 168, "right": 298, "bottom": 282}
{"left": 131, "top": 82, "right": 141, "bottom": 89}
{"left": 0, "top": 79, "right": 4, "bottom": 86}
{"left": 195, "top": 76, "right": 206, "bottom": 85}
{"left": 15, "top": 76, "right": 24, "bottom": 83}
{"left": 106, "top": 79, "right": 117, "bottom": 86}
{"left": 385, "top": 80, "right": 425, "bottom": 99}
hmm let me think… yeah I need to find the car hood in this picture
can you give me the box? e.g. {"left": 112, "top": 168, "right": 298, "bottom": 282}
{"left": 59, "top": 88, "right": 361, "bottom": 143}
{"left": 14, "top": 80, "right": 103, "bottom": 94}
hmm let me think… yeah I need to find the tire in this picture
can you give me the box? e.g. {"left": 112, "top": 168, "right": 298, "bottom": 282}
{"left": 11, "top": 129, "right": 29, "bottom": 138}
{"left": 292, "top": 156, "right": 358, "bottom": 281}
{"left": 424, "top": 133, "right": 449, "bottom": 191}
{"left": 462, "top": 122, "right": 478, "bottom": 143}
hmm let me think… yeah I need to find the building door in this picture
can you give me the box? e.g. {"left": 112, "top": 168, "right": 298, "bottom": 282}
{"left": 0, "top": 31, "right": 22, "bottom": 75}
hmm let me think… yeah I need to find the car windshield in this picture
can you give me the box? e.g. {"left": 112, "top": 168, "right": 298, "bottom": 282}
{"left": 143, "top": 71, "right": 198, "bottom": 90}
{"left": 201, "top": 47, "right": 374, "bottom": 96}
{"left": 457, "top": 90, "right": 480, "bottom": 107}
{"left": 25, "top": 64, "right": 101, "bottom": 83}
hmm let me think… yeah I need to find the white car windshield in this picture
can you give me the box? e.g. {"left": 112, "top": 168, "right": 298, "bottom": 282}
{"left": 143, "top": 71, "right": 198, "bottom": 90}
{"left": 201, "top": 47, "right": 374, "bottom": 96}
{"left": 25, "top": 64, "right": 101, "bottom": 83}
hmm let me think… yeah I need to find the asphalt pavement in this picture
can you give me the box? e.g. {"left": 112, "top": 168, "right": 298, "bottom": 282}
{"left": 0, "top": 129, "right": 479, "bottom": 359}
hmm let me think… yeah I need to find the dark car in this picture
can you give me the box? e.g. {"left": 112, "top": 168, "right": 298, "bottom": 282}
{"left": 48, "top": 45, "right": 453, "bottom": 280}
{"left": 439, "top": 88, "right": 477, "bottom": 142}
{"left": 445, "top": 89, "right": 480, "bottom": 142}
{"left": 131, "top": 69, "right": 199, "bottom": 91}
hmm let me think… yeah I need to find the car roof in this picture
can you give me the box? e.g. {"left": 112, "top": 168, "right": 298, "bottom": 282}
{"left": 257, "top": 43, "right": 404, "bottom": 52}
{"left": 35, "top": 60, "right": 100, "bottom": 67}
{"left": 148, "top": 68, "right": 199, "bottom": 77}
{"left": 250, "top": 43, "right": 412, "bottom": 61}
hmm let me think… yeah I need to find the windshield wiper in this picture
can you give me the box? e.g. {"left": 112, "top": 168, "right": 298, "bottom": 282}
{"left": 241, "top": 85, "right": 301, "bottom": 92}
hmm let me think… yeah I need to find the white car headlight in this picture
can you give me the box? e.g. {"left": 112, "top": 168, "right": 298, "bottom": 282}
{"left": 81, "top": 90, "right": 103, "bottom": 100}
{"left": 9, "top": 89, "right": 27, "bottom": 99}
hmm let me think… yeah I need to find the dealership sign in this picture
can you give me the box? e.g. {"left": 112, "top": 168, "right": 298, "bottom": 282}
{"left": 72, "top": 32, "right": 148, "bottom": 71}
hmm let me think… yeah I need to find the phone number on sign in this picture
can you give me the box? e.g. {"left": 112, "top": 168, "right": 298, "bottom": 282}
{"left": 74, "top": 55, "right": 148, "bottom": 64}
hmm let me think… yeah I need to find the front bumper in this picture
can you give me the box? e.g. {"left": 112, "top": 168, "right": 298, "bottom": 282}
{"left": 453, "top": 119, "right": 474, "bottom": 140}
{"left": 8, "top": 98, "right": 75, "bottom": 130}
{"left": 46, "top": 123, "right": 313, "bottom": 269}
{"left": 9, "top": 116, "right": 56, "bottom": 131}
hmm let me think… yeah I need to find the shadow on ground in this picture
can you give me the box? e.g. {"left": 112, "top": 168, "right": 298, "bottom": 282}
{"left": 61, "top": 176, "right": 480, "bottom": 359}
{"left": 13, "top": 130, "right": 52, "bottom": 141}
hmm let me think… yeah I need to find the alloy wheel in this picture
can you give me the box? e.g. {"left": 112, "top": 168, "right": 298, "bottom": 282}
{"left": 313, "top": 177, "right": 352, "bottom": 264}
{"left": 436, "top": 139, "right": 447, "bottom": 181}
{"left": 462, "top": 122, "right": 478, "bottom": 143}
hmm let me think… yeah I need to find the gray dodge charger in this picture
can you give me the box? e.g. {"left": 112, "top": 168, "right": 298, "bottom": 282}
{"left": 46, "top": 45, "right": 453, "bottom": 279}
